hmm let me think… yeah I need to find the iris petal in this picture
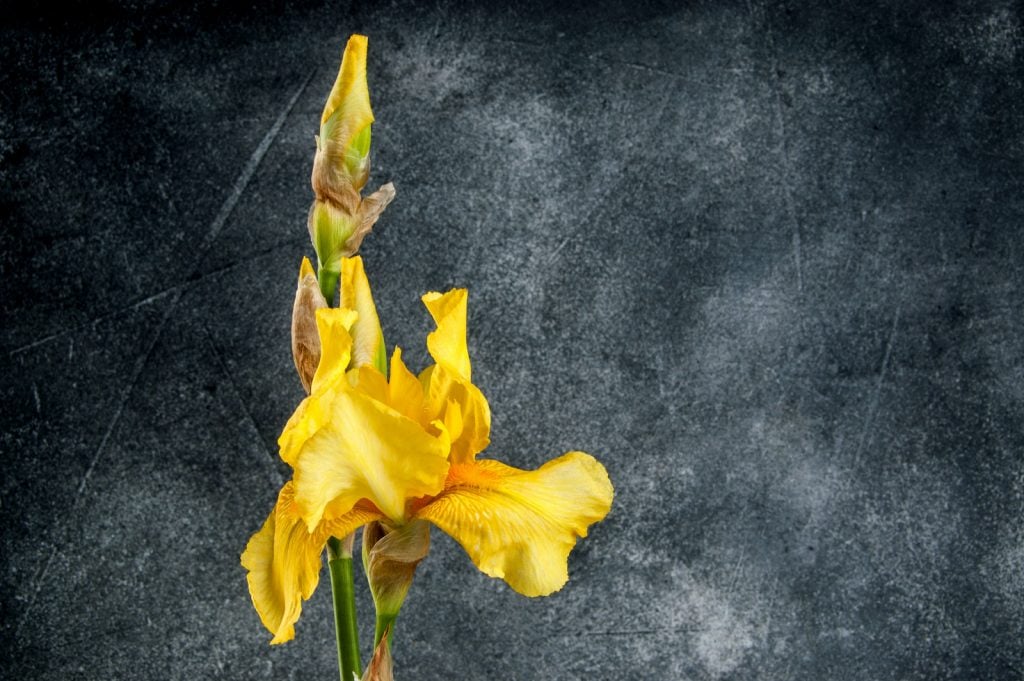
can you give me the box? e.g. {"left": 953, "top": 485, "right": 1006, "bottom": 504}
{"left": 415, "top": 452, "right": 613, "bottom": 597}
{"left": 292, "top": 388, "right": 450, "bottom": 528}
{"left": 421, "top": 289, "right": 471, "bottom": 379}
{"left": 341, "top": 256, "right": 386, "bottom": 373}
{"left": 240, "top": 482, "right": 382, "bottom": 643}
{"left": 419, "top": 363, "right": 490, "bottom": 463}
{"left": 279, "top": 308, "right": 358, "bottom": 467}
{"left": 320, "top": 35, "right": 374, "bottom": 148}
{"left": 310, "top": 307, "right": 358, "bottom": 394}
{"left": 388, "top": 347, "right": 427, "bottom": 423}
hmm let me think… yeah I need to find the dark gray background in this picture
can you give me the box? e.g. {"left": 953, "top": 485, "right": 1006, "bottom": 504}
{"left": 3, "top": 1, "right": 1023, "bottom": 679}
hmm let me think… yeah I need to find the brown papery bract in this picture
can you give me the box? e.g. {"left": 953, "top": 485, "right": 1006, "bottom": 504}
{"left": 291, "top": 258, "right": 327, "bottom": 393}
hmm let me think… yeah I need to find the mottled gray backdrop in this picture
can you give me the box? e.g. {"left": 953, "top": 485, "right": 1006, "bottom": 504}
{"left": 2, "top": 1, "right": 1023, "bottom": 679}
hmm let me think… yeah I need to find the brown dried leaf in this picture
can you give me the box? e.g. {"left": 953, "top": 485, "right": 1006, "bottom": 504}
{"left": 311, "top": 140, "right": 363, "bottom": 215}
{"left": 360, "top": 625, "right": 394, "bottom": 681}
{"left": 343, "top": 182, "right": 396, "bottom": 257}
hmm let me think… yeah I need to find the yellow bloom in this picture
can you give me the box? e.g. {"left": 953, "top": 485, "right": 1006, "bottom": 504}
{"left": 242, "top": 257, "right": 614, "bottom": 643}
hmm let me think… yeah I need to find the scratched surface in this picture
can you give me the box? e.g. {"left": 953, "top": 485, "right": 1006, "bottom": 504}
{"left": 2, "top": 1, "right": 1023, "bottom": 679}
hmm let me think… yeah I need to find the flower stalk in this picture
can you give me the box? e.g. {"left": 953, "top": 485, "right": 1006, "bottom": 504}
{"left": 318, "top": 268, "right": 340, "bottom": 307}
{"left": 311, "top": 35, "right": 393, "bottom": 681}
{"left": 327, "top": 535, "right": 361, "bottom": 681}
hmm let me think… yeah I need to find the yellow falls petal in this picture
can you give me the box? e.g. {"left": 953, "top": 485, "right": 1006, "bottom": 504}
{"left": 341, "top": 256, "right": 386, "bottom": 373}
{"left": 422, "top": 289, "right": 471, "bottom": 379}
{"left": 415, "top": 452, "right": 613, "bottom": 597}
{"left": 292, "top": 388, "right": 450, "bottom": 528}
{"left": 240, "top": 482, "right": 381, "bottom": 644}
{"left": 279, "top": 396, "right": 316, "bottom": 468}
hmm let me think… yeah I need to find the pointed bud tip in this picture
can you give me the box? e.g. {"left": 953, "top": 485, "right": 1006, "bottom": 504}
{"left": 346, "top": 33, "right": 368, "bottom": 52}
{"left": 360, "top": 626, "right": 393, "bottom": 681}
{"left": 322, "top": 33, "right": 373, "bottom": 127}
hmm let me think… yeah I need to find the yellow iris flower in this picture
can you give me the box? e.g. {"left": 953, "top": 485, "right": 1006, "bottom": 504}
{"left": 241, "top": 257, "right": 614, "bottom": 643}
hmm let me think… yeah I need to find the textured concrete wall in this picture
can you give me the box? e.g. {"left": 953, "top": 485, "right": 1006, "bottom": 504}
{"left": 2, "top": 1, "right": 1023, "bottom": 679}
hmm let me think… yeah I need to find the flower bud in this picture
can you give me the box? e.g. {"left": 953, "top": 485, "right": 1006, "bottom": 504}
{"left": 316, "top": 35, "right": 374, "bottom": 201}
{"left": 291, "top": 257, "right": 328, "bottom": 393}
{"left": 308, "top": 183, "right": 396, "bottom": 265}
{"left": 362, "top": 520, "right": 430, "bottom": 625}
{"left": 307, "top": 35, "right": 396, "bottom": 282}
{"left": 309, "top": 199, "right": 358, "bottom": 276}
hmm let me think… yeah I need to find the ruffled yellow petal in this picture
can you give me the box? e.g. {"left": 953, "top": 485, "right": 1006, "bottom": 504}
{"left": 352, "top": 364, "right": 389, "bottom": 404}
{"left": 310, "top": 307, "right": 359, "bottom": 394}
{"left": 415, "top": 452, "right": 613, "bottom": 597}
{"left": 341, "top": 256, "right": 386, "bottom": 373}
{"left": 350, "top": 348, "right": 429, "bottom": 426}
{"left": 389, "top": 348, "right": 425, "bottom": 418}
{"left": 415, "top": 290, "right": 489, "bottom": 462}
{"left": 419, "top": 363, "right": 490, "bottom": 464}
{"left": 292, "top": 388, "right": 450, "bottom": 528}
{"left": 279, "top": 308, "right": 358, "bottom": 467}
{"left": 422, "top": 289, "right": 471, "bottom": 379}
{"left": 320, "top": 34, "right": 374, "bottom": 143}
{"left": 240, "top": 482, "right": 382, "bottom": 644}
{"left": 278, "top": 394, "right": 323, "bottom": 468}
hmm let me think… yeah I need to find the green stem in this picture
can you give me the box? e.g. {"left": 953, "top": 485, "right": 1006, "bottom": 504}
{"left": 318, "top": 267, "right": 340, "bottom": 306}
{"left": 327, "top": 535, "right": 362, "bottom": 681}
{"left": 374, "top": 612, "right": 396, "bottom": 649}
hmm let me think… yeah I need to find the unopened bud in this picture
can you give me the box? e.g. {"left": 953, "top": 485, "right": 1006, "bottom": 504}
{"left": 362, "top": 519, "right": 430, "bottom": 622}
{"left": 318, "top": 35, "right": 374, "bottom": 197}
{"left": 307, "top": 35, "right": 396, "bottom": 269}
{"left": 307, "top": 182, "right": 395, "bottom": 282}
{"left": 291, "top": 257, "right": 327, "bottom": 393}
{"left": 309, "top": 200, "right": 358, "bottom": 274}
